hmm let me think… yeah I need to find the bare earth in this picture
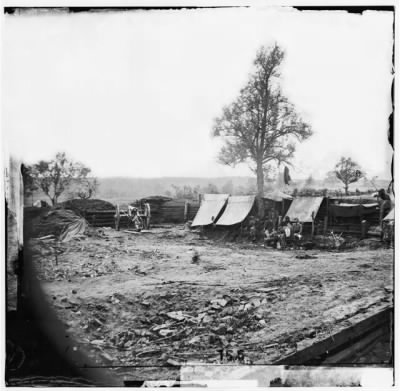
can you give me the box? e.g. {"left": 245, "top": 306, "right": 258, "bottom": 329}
{"left": 29, "top": 226, "right": 393, "bottom": 379}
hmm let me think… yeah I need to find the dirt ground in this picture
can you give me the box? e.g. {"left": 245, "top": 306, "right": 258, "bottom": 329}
{"left": 27, "top": 225, "right": 393, "bottom": 380}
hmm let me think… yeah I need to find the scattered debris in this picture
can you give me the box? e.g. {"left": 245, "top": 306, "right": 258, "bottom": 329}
{"left": 210, "top": 298, "right": 228, "bottom": 308}
{"left": 192, "top": 250, "right": 200, "bottom": 264}
{"left": 38, "top": 234, "right": 55, "bottom": 241}
{"left": 166, "top": 311, "right": 187, "bottom": 321}
{"left": 166, "top": 359, "right": 181, "bottom": 367}
{"left": 295, "top": 252, "right": 318, "bottom": 260}
{"left": 26, "top": 221, "right": 393, "bottom": 371}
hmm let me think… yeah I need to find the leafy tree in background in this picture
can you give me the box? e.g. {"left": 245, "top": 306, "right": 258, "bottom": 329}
{"left": 193, "top": 185, "right": 201, "bottom": 200}
{"left": 203, "top": 183, "right": 219, "bottom": 194}
{"left": 213, "top": 43, "right": 312, "bottom": 217}
{"left": 333, "top": 157, "right": 363, "bottom": 195}
{"left": 183, "top": 185, "right": 195, "bottom": 199}
{"left": 76, "top": 178, "right": 99, "bottom": 200}
{"left": 171, "top": 185, "right": 183, "bottom": 199}
{"left": 26, "top": 152, "right": 92, "bottom": 206}
{"left": 305, "top": 175, "right": 314, "bottom": 187}
{"left": 170, "top": 184, "right": 201, "bottom": 200}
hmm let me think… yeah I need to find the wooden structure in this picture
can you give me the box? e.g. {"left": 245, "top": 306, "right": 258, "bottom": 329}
{"left": 275, "top": 307, "right": 392, "bottom": 365}
{"left": 88, "top": 198, "right": 201, "bottom": 229}
{"left": 327, "top": 196, "right": 383, "bottom": 237}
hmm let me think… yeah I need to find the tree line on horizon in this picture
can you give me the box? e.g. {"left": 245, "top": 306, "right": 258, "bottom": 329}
{"left": 21, "top": 150, "right": 381, "bottom": 207}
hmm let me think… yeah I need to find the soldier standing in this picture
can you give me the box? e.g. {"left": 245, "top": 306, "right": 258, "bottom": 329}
{"left": 144, "top": 202, "right": 151, "bottom": 229}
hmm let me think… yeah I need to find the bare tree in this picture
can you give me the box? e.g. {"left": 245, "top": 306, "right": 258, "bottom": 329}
{"left": 333, "top": 157, "right": 363, "bottom": 195}
{"left": 213, "top": 43, "right": 312, "bottom": 217}
{"left": 27, "top": 152, "right": 92, "bottom": 206}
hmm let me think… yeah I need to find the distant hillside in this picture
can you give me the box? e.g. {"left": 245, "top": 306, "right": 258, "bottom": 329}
{"left": 24, "top": 176, "right": 255, "bottom": 206}
{"left": 24, "top": 175, "right": 391, "bottom": 207}
{"left": 97, "top": 176, "right": 256, "bottom": 202}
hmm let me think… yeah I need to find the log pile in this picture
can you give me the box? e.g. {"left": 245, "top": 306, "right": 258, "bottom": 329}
{"left": 137, "top": 198, "right": 199, "bottom": 225}
{"left": 83, "top": 210, "right": 116, "bottom": 228}
{"left": 60, "top": 199, "right": 115, "bottom": 215}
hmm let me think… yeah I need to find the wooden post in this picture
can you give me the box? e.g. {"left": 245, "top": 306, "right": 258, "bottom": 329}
{"left": 326, "top": 197, "right": 329, "bottom": 227}
{"left": 184, "top": 201, "right": 189, "bottom": 222}
{"left": 115, "top": 205, "right": 120, "bottom": 231}
{"left": 311, "top": 211, "right": 315, "bottom": 237}
{"left": 361, "top": 220, "right": 368, "bottom": 239}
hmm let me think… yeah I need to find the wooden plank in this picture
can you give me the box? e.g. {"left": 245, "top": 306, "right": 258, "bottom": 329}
{"left": 274, "top": 307, "right": 392, "bottom": 365}
{"left": 84, "top": 210, "right": 116, "bottom": 214}
{"left": 321, "top": 327, "right": 385, "bottom": 364}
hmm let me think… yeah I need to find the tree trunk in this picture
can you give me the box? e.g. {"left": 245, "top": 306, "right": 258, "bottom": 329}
{"left": 344, "top": 184, "right": 349, "bottom": 195}
{"left": 256, "top": 159, "right": 265, "bottom": 219}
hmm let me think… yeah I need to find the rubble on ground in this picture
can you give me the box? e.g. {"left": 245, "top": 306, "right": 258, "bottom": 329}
{"left": 27, "top": 225, "right": 393, "bottom": 372}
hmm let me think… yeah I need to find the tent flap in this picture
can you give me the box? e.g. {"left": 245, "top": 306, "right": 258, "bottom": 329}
{"left": 330, "top": 203, "right": 379, "bottom": 218}
{"left": 191, "top": 194, "right": 229, "bottom": 227}
{"left": 384, "top": 208, "right": 394, "bottom": 221}
{"left": 264, "top": 190, "right": 293, "bottom": 202}
{"left": 216, "top": 196, "right": 255, "bottom": 226}
{"left": 284, "top": 197, "right": 324, "bottom": 223}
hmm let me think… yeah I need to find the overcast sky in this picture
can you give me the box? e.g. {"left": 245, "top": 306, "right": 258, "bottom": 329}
{"left": 2, "top": 7, "right": 393, "bottom": 179}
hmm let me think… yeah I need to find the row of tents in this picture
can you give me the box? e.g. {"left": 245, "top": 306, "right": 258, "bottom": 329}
{"left": 191, "top": 192, "right": 323, "bottom": 227}
{"left": 191, "top": 192, "right": 395, "bottom": 229}
{"left": 191, "top": 194, "right": 254, "bottom": 227}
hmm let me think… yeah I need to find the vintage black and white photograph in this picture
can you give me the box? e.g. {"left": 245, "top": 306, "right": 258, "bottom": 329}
{"left": 3, "top": 3, "right": 396, "bottom": 388}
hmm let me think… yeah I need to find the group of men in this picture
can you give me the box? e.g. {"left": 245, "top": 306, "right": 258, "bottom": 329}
{"left": 265, "top": 215, "right": 303, "bottom": 249}
{"left": 248, "top": 212, "right": 303, "bottom": 250}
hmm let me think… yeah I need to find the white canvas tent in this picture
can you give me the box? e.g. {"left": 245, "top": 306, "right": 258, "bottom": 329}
{"left": 216, "top": 196, "right": 255, "bottom": 226}
{"left": 191, "top": 194, "right": 229, "bottom": 227}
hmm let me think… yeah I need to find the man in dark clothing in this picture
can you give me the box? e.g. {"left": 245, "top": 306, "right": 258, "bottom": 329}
{"left": 378, "top": 188, "right": 392, "bottom": 227}
{"left": 264, "top": 217, "right": 276, "bottom": 247}
{"left": 292, "top": 218, "right": 303, "bottom": 248}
